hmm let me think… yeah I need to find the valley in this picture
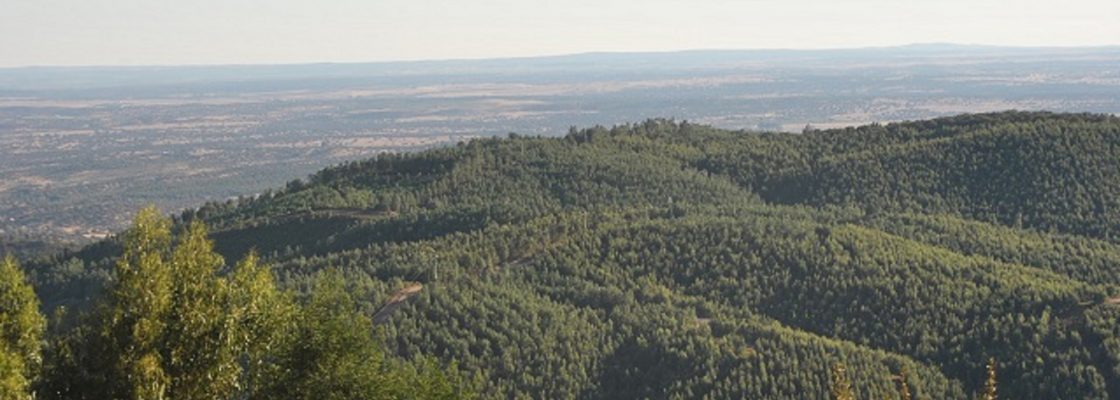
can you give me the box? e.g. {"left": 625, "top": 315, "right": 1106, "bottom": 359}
{"left": 3, "top": 45, "right": 1119, "bottom": 246}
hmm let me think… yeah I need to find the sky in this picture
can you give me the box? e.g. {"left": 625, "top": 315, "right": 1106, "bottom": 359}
{"left": 2, "top": 0, "right": 1119, "bottom": 67}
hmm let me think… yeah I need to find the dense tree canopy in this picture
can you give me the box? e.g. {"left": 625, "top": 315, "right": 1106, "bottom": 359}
{"left": 18, "top": 111, "right": 1120, "bottom": 398}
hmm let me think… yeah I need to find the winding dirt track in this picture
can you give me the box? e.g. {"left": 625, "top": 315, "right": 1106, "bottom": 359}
{"left": 372, "top": 283, "right": 424, "bottom": 326}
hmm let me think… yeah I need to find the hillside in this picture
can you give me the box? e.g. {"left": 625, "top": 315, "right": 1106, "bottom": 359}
{"left": 27, "top": 111, "right": 1120, "bottom": 399}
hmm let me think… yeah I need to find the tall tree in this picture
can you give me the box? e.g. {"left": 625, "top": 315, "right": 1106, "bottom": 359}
{"left": 162, "top": 221, "right": 240, "bottom": 399}
{"left": 228, "top": 251, "right": 297, "bottom": 399}
{"left": 71, "top": 208, "right": 247, "bottom": 399}
{"left": 0, "top": 255, "right": 46, "bottom": 400}
{"left": 39, "top": 207, "right": 472, "bottom": 399}
{"left": 103, "top": 206, "right": 175, "bottom": 399}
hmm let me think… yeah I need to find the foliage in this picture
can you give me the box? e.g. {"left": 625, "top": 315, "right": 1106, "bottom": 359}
{"left": 23, "top": 112, "right": 1120, "bottom": 399}
{"left": 35, "top": 209, "right": 471, "bottom": 399}
{"left": 0, "top": 256, "right": 46, "bottom": 399}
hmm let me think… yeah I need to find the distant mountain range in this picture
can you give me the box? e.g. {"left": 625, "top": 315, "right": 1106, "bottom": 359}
{"left": 3, "top": 43, "right": 1119, "bottom": 92}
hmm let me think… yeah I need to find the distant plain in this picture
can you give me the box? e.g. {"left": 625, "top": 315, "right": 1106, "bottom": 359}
{"left": 2, "top": 44, "right": 1118, "bottom": 243}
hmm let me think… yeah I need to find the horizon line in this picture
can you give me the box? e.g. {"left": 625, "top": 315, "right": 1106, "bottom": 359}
{"left": 4, "top": 42, "right": 1119, "bottom": 70}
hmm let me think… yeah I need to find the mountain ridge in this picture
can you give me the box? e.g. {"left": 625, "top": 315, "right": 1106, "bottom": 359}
{"left": 25, "top": 111, "right": 1120, "bottom": 399}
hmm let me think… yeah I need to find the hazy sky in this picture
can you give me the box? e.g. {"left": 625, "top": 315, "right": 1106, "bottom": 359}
{"left": 3, "top": 0, "right": 1118, "bottom": 67}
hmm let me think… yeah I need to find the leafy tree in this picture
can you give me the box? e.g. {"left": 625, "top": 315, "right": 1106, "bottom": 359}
{"left": 0, "top": 256, "right": 46, "bottom": 400}
{"left": 39, "top": 209, "right": 470, "bottom": 399}
{"left": 228, "top": 250, "right": 297, "bottom": 398}
{"left": 270, "top": 269, "right": 394, "bottom": 400}
{"left": 162, "top": 221, "right": 240, "bottom": 399}
{"left": 103, "top": 206, "right": 174, "bottom": 399}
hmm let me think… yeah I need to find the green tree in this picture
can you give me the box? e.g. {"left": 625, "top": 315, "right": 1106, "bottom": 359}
{"left": 78, "top": 208, "right": 247, "bottom": 399}
{"left": 0, "top": 255, "right": 46, "bottom": 400}
{"left": 228, "top": 250, "right": 297, "bottom": 398}
{"left": 162, "top": 221, "right": 240, "bottom": 399}
{"left": 40, "top": 208, "right": 472, "bottom": 399}
{"left": 103, "top": 206, "right": 174, "bottom": 399}
{"left": 272, "top": 269, "right": 395, "bottom": 400}
{"left": 399, "top": 357, "right": 479, "bottom": 400}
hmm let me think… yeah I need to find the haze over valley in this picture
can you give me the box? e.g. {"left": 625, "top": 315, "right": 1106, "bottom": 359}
{"left": 3, "top": 44, "right": 1119, "bottom": 244}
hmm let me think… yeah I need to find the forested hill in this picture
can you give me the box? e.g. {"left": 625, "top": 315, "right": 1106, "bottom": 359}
{"left": 28, "top": 111, "right": 1120, "bottom": 399}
